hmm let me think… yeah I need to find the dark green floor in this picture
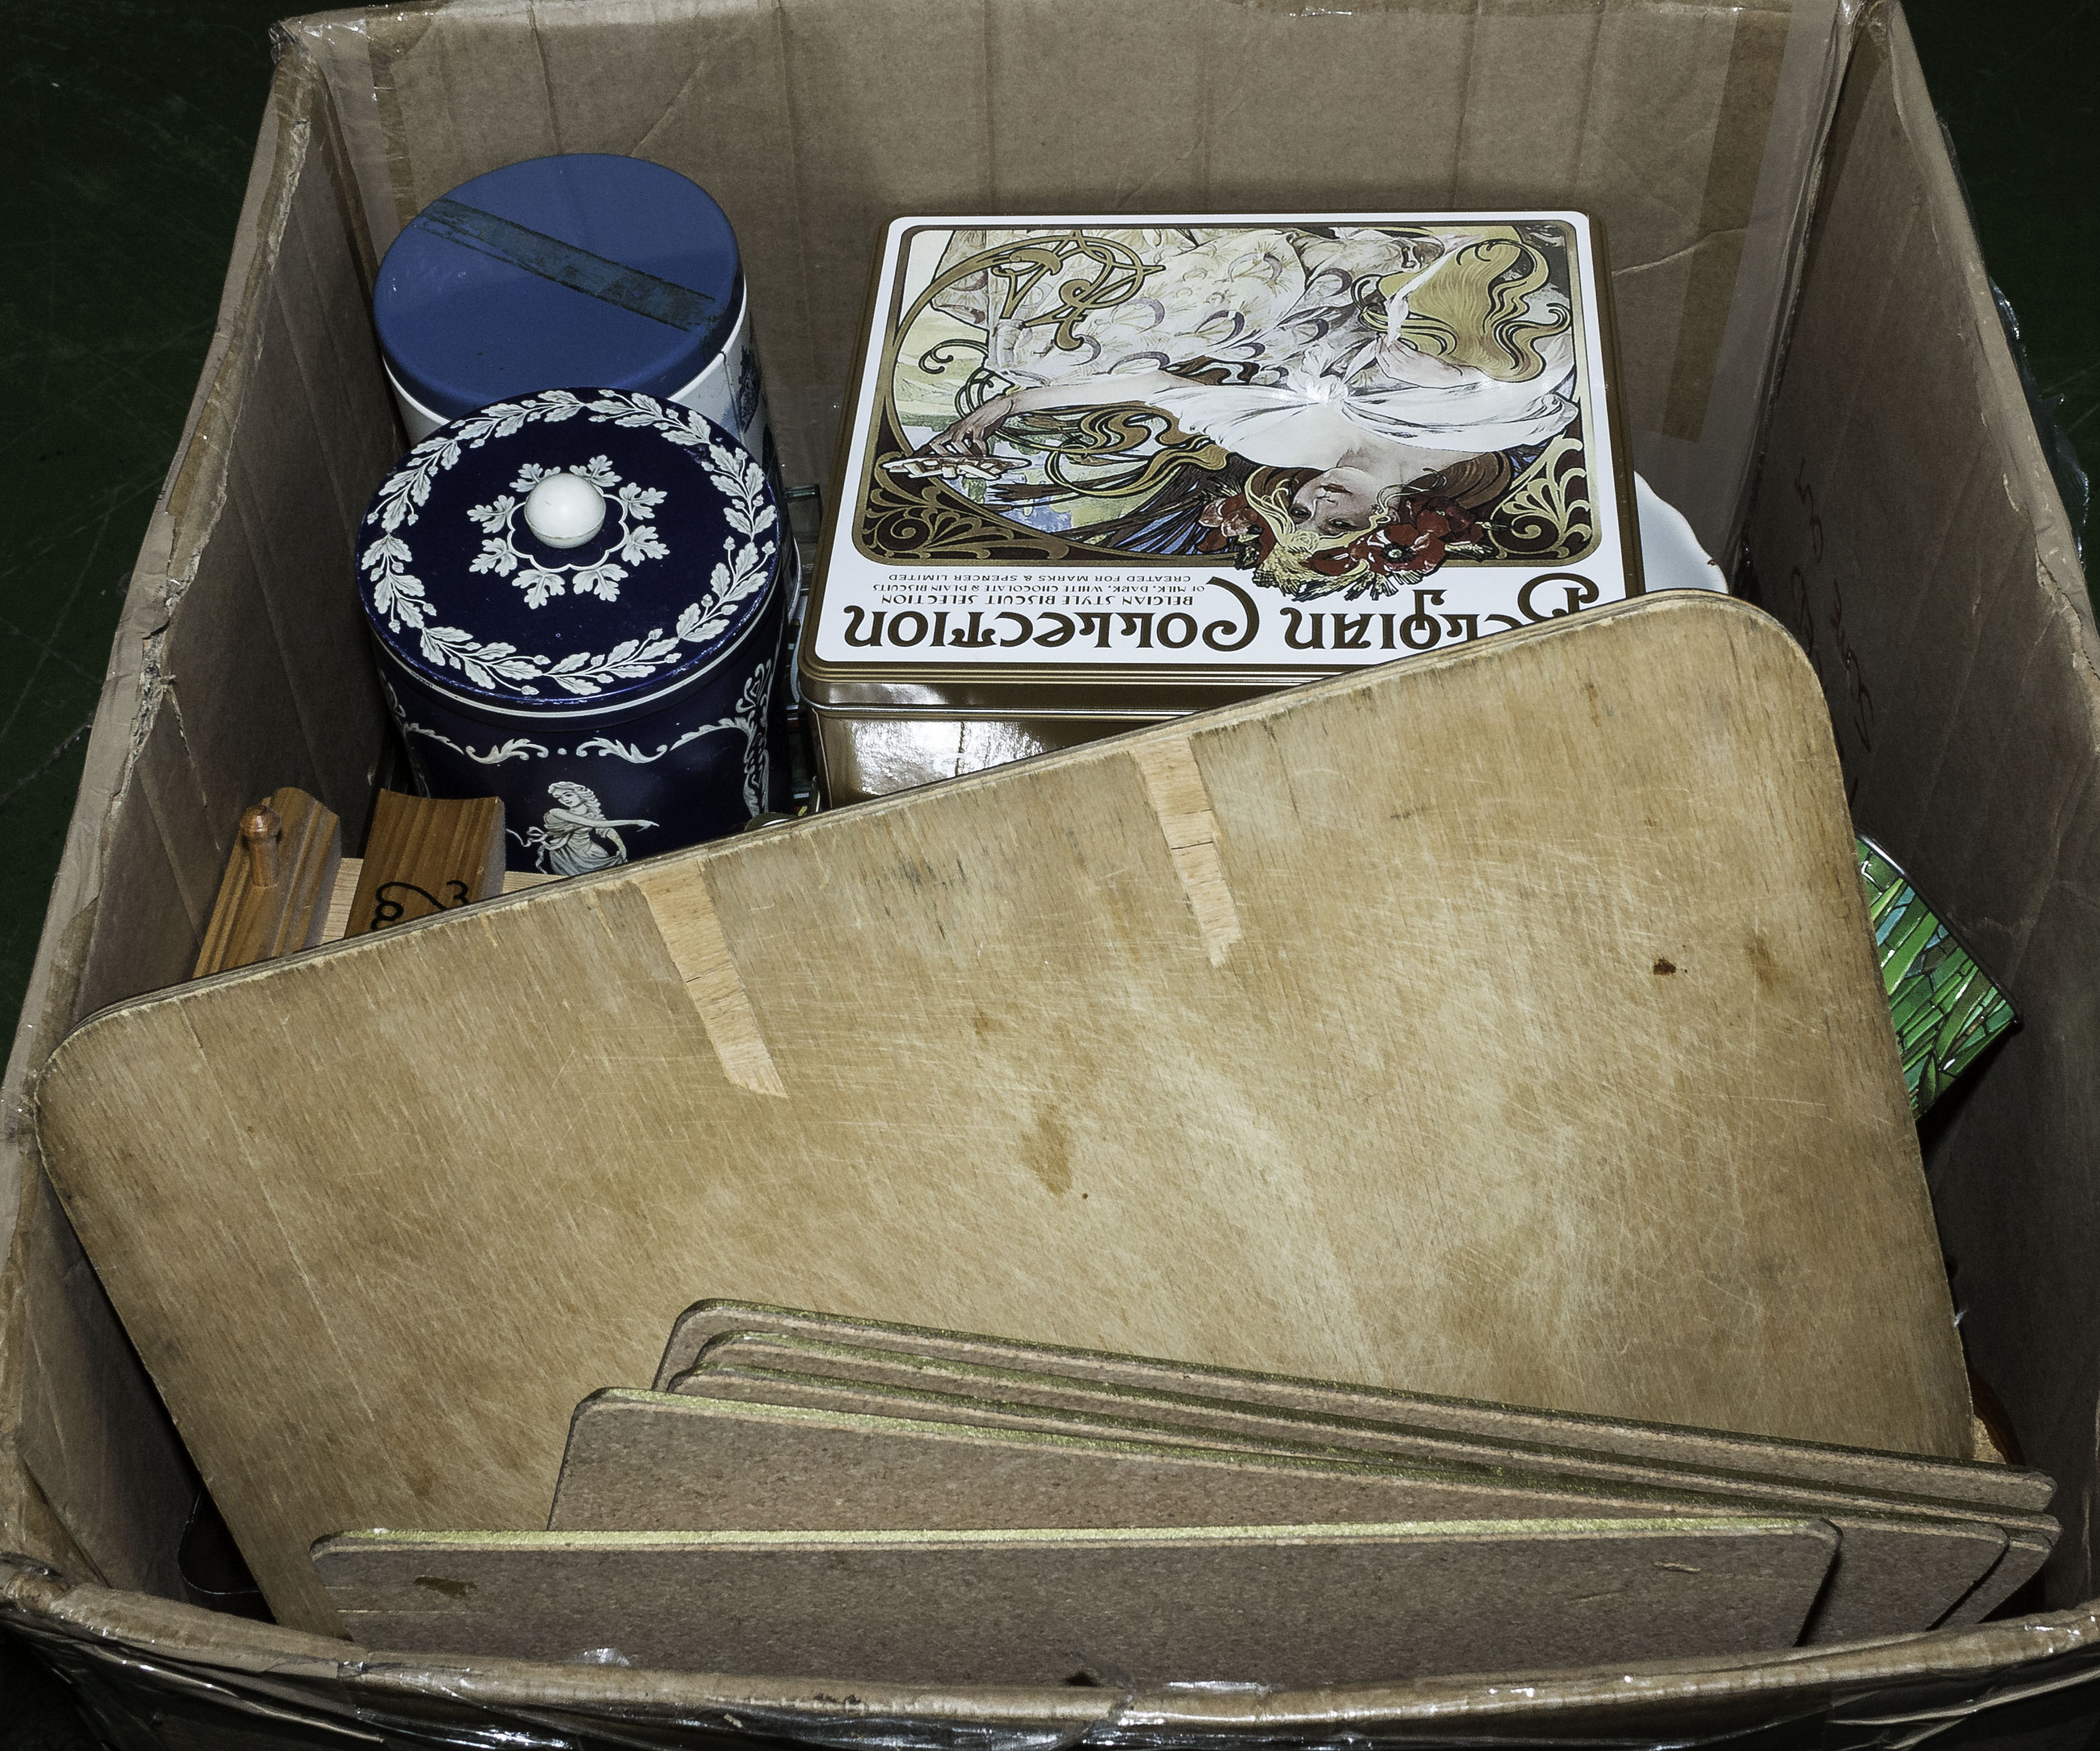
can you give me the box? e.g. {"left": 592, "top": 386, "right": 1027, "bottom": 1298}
{"left": 1, "top": 1, "right": 2095, "bottom": 1742}
{"left": 1908, "top": 0, "right": 2098, "bottom": 558}
{"left": 1, "top": 0, "right": 292, "bottom": 1031}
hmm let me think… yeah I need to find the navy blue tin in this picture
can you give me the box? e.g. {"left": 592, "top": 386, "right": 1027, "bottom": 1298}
{"left": 356, "top": 388, "right": 784, "bottom": 875}
{"left": 373, "top": 154, "right": 772, "bottom": 479}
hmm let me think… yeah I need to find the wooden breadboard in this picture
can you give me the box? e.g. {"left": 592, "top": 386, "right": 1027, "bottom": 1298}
{"left": 659, "top": 1337, "right": 2040, "bottom": 1643}
{"left": 34, "top": 594, "right": 1970, "bottom": 1634}
{"left": 314, "top": 1518, "right": 1841, "bottom": 1681}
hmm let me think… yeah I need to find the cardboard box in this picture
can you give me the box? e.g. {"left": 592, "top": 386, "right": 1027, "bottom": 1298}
{"left": 3, "top": 0, "right": 2099, "bottom": 1742}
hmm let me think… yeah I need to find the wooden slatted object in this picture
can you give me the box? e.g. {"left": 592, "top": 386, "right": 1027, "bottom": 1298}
{"left": 343, "top": 792, "right": 507, "bottom": 937}
{"left": 192, "top": 788, "right": 341, "bottom": 977}
{"left": 34, "top": 595, "right": 1973, "bottom": 1634}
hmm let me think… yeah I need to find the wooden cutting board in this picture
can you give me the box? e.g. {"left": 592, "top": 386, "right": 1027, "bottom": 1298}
{"left": 658, "top": 1315, "right": 2044, "bottom": 1513}
{"left": 549, "top": 1389, "right": 2005, "bottom": 1644}
{"left": 546, "top": 1389, "right": 1797, "bottom": 1532}
{"left": 661, "top": 1349, "right": 2031, "bottom": 1643}
{"left": 34, "top": 594, "right": 1971, "bottom": 1635}
{"left": 314, "top": 1518, "right": 1842, "bottom": 1682}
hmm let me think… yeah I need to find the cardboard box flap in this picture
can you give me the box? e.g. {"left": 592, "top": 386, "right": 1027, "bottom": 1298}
{"left": 280, "top": 0, "right": 1855, "bottom": 549}
{"left": 14, "top": 1552, "right": 2100, "bottom": 1747}
{"left": 0, "top": 48, "right": 369, "bottom": 1584}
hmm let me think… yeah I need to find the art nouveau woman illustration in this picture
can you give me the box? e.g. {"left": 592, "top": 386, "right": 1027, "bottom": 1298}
{"left": 878, "top": 223, "right": 1587, "bottom": 600}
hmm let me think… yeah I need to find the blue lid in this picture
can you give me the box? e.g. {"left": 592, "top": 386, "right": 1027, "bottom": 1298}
{"left": 375, "top": 155, "right": 743, "bottom": 420}
{"left": 357, "top": 389, "right": 781, "bottom": 720}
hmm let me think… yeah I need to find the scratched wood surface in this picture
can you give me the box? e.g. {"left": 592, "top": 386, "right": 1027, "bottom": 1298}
{"left": 32, "top": 595, "right": 1971, "bottom": 1635}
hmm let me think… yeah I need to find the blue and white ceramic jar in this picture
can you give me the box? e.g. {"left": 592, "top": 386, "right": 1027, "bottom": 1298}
{"left": 355, "top": 389, "right": 784, "bottom": 875}
{"left": 373, "top": 154, "right": 773, "bottom": 482}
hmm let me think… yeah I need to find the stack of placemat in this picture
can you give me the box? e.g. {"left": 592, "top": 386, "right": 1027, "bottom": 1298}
{"left": 313, "top": 1301, "right": 2056, "bottom": 1685}
{"left": 41, "top": 596, "right": 2023, "bottom": 1646}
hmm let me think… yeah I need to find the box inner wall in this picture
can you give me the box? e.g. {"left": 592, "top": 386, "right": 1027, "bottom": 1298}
{"left": 18, "top": 0, "right": 2094, "bottom": 1679}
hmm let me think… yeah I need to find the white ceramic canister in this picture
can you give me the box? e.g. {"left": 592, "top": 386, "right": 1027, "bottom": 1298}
{"left": 373, "top": 154, "right": 774, "bottom": 481}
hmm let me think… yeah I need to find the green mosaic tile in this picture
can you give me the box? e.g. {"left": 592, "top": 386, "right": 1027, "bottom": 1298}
{"left": 1858, "top": 836, "right": 2018, "bottom": 1116}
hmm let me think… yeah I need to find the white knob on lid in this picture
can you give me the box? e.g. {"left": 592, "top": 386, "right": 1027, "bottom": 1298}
{"left": 522, "top": 472, "right": 607, "bottom": 549}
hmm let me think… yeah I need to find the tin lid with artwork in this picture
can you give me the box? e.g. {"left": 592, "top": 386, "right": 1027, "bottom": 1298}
{"left": 801, "top": 214, "right": 1643, "bottom": 715}
{"left": 355, "top": 389, "right": 782, "bottom": 724}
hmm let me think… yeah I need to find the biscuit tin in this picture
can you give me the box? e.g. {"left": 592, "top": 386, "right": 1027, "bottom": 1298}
{"left": 355, "top": 389, "right": 785, "bottom": 874}
{"left": 373, "top": 155, "right": 772, "bottom": 480}
{"left": 801, "top": 213, "right": 1643, "bottom": 800}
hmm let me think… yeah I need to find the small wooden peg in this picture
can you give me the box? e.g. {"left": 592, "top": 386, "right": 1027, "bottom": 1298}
{"left": 193, "top": 788, "right": 342, "bottom": 977}
{"left": 241, "top": 805, "right": 283, "bottom": 889}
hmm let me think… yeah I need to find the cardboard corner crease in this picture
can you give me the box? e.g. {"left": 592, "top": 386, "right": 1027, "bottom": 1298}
{"left": 5, "top": 0, "right": 2100, "bottom": 1743}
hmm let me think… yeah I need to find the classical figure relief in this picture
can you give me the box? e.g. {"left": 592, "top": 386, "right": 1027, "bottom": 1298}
{"left": 514, "top": 780, "right": 660, "bottom": 876}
